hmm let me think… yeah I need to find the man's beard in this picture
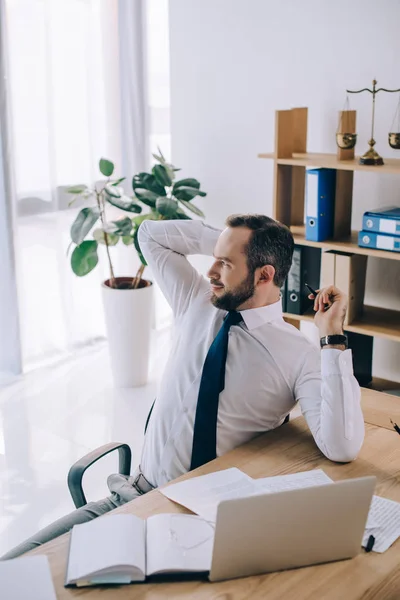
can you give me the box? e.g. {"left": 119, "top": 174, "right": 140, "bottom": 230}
{"left": 210, "top": 271, "right": 255, "bottom": 311}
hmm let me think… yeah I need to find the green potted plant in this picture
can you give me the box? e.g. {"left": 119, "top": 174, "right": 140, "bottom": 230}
{"left": 68, "top": 149, "right": 206, "bottom": 386}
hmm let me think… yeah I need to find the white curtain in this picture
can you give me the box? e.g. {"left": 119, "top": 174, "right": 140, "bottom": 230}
{"left": 0, "top": 0, "right": 22, "bottom": 382}
{"left": 2, "top": 0, "right": 170, "bottom": 370}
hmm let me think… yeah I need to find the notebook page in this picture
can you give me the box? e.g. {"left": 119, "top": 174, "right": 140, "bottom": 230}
{"left": 146, "top": 514, "right": 214, "bottom": 576}
{"left": 0, "top": 555, "right": 56, "bottom": 600}
{"left": 362, "top": 495, "right": 400, "bottom": 553}
{"left": 66, "top": 513, "right": 145, "bottom": 583}
{"left": 161, "top": 467, "right": 259, "bottom": 522}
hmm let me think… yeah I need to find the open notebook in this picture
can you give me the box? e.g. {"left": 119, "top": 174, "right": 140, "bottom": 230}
{"left": 65, "top": 513, "right": 214, "bottom": 586}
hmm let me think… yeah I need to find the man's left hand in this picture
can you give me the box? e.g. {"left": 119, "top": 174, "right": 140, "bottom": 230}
{"left": 308, "top": 285, "right": 347, "bottom": 338}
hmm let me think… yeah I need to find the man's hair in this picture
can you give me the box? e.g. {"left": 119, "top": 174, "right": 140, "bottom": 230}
{"left": 225, "top": 214, "right": 294, "bottom": 288}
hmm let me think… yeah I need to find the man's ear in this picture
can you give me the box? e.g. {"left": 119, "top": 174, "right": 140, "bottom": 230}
{"left": 257, "top": 265, "right": 275, "bottom": 285}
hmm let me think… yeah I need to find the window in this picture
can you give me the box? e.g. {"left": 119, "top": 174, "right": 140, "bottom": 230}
{"left": 146, "top": 0, "right": 171, "bottom": 162}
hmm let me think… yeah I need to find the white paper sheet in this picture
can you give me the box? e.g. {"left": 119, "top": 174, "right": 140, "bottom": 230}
{"left": 161, "top": 468, "right": 259, "bottom": 523}
{"left": 162, "top": 468, "right": 340, "bottom": 524}
{"left": 146, "top": 513, "right": 214, "bottom": 575}
{"left": 0, "top": 556, "right": 57, "bottom": 600}
{"left": 254, "top": 469, "right": 333, "bottom": 493}
{"left": 362, "top": 495, "right": 400, "bottom": 553}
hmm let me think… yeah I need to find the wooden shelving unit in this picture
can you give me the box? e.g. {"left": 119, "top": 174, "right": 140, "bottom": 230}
{"left": 290, "top": 225, "right": 400, "bottom": 262}
{"left": 282, "top": 306, "right": 400, "bottom": 342}
{"left": 259, "top": 107, "right": 400, "bottom": 389}
{"left": 258, "top": 152, "right": 400, "bottom": 175}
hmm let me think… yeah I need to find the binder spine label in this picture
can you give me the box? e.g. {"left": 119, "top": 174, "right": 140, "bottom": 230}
{"left": 379, "top": 219, "right": 399, "bottom": 235}
{"left": 377, "top": 235, "right": 394, "bottom": 251}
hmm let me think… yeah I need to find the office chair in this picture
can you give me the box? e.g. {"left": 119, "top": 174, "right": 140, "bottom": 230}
{"left": 68, "top": 442, "right": 132, "bottom": 509}
{"left": 68, "top": 402, "right": 154, "bottom": 508}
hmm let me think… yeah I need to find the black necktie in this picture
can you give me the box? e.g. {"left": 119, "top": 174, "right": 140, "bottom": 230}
{"left": 190, "top": 311, "right": 243, "bottom": 470}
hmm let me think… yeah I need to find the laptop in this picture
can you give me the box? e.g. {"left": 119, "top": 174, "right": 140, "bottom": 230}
{"left": 209, "top": 476, "right": 376, "bottom": 582}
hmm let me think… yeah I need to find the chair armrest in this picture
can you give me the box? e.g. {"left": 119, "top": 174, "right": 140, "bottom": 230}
{"left": 67, "top": 442, "right": 132, "bottom": 509}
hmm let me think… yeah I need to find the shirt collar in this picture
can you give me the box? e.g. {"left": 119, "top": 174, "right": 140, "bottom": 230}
{"left": 238, "top": 297, "right": 283, "bottom": 330}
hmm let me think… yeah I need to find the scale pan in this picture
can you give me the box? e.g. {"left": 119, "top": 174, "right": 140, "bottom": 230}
{"left": 336, "top": 132, "right": 357, "bottom": 150}
{"left": 388, "top": 132, "right": 400, "bottom": 149}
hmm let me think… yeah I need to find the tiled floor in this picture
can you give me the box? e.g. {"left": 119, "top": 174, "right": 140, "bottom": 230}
{"left": 0, "top": 327, "right": 171, "bottom": 556}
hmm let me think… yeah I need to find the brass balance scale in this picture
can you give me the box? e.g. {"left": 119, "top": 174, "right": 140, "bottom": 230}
{"left": 336, "top": 79, "right": 400, "bottom": 165}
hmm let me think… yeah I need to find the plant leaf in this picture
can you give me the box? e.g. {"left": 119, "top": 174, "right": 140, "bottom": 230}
{"left": 93, "top": 229, "right": 119, "bottom": 246}
{"left": 152, "top": 164, "right": 172, "bottom": 187}
{"left": 112, "top": 217, "right": 133, "bottom": 236}
{"left": 175, "top": 208, "right": 192, "bottom": 220}
{"left": 151, "top": 150, "right": 176, "bottom": 182}
{"left": 134, "top": 188, "right": 160, "bottom": 208}
{"left": 71, "top": 240, "right": 99, "bottom": 276}
{"left": 152, "top": 152, "right": 164, "bottom": 163}
{"left": 152, "top": 147, "right": 166, "bottom": 164}
{"left": 104, "top": 183, "right": 122, "bottom": 198}
{"left": 133, "top": 226, "right": 147, "bottom": 266}
{"left": 105, "top": 193, "right": 142, "bottom": 213}
{"left": 132, "top": 172, "right": 166, "bottom": 197}
{"left": 67, "top": 185, "right": 88, "bottom": 195}
{"left": 132, "top": 213, "right": 158, "bottom": 226}
{"left": 122, "top": 235, "right": 134, "bottom": 245}
{"left": 173, "top": 178, "right": 200, "bottom": 190}
{"left": 99, "top": 158, "right": 114, "bottom": 177}
{"left": 70, "top": 207, "right": 100, "bottom": 245}
{"left": 173, "top": 186, "right": 207, "bottom": 201}
{"left": 112, "top": 177, "right": 126, "bottom": 186}
{"left": 178, "top": 200, "right": 205, "bottom": 217}
{"left": 156, "top": 196, "right": 179, "bottom": 217}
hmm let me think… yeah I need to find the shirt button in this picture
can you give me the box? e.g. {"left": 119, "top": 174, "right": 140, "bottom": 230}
{"left": 183, "top": 407, "right": 188, "bottom": 414}
{"left": 161, "top": 470, "right": 167, "bottom": 478}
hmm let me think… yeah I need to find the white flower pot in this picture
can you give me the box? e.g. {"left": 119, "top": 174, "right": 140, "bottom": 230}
{"left": 101, "top": 278, "right": 154, "bottom": 387}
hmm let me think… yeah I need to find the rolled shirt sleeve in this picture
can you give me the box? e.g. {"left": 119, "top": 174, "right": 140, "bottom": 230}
{"left": 295, "top": 348, "right": 365, "bottom": 462}
{"left": 138, "top": 220, "right": 221, "bottom": 318}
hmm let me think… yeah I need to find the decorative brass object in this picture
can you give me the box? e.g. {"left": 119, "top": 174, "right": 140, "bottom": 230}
{"left": 336, "top": 97, "right": 357, "bottom": 153}
{"left": 388, "top": 133, "right": 400, "bottom": 149}
{"left": 388, "top": 97, "right": 400, "bottom": 149}
{"left": 347, "top": 79, "right": 400, "bottom": 166}
{"left": 336, "top": 132, "right": 357, "bottom": 150}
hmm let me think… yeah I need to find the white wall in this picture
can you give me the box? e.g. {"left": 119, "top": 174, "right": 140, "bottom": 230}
{"left": 169, "top": 0, "right": 400, "bottom": 383}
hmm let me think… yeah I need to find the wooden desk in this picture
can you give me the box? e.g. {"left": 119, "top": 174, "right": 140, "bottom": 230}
{"left": 30, "top": 388, "right": 400, "bottom": 599}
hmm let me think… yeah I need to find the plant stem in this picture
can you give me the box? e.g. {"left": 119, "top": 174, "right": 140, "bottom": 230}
{"left": 132, "top": 264, "right": 146, "bottom": 289}
{"left": 96, "top": 190, "right": 117, "bottom": 288}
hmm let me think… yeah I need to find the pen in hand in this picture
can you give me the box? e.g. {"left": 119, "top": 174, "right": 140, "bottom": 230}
{"left": 305, "top": 283, "right": 331, "bottom": 312}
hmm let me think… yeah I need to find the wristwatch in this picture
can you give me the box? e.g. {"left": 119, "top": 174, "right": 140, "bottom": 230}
{"left": 320, "top": 334, "right": 348, "bottom": 349}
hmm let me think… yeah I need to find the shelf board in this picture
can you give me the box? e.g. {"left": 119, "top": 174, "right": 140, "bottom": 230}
{"left": 366, "top": 378, "right": 400, "bottom": 392}
{"left": 290, "top": 225, "right": 400, "bottom": 261}
{"left": 283, "top": 305, "right": 400, "bottom": 342}
{"left": 258, "top": 151, "right": 400, "bottom": 175}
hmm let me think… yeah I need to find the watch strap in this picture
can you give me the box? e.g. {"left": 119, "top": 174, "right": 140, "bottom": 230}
{"left": 320, "top": 334, "right": 348, "bottom": 349}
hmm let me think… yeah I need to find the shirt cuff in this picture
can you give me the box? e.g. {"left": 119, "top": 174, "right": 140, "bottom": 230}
{"left": 321, "top": 348, "right": 354, "bottom": 376}
{"left": 200, "top": 223, "right": 221, "bottom": 255}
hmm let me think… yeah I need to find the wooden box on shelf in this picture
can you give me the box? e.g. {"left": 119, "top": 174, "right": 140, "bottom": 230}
{"left": 320, "top": 250, "right": 367, "bottom": 326}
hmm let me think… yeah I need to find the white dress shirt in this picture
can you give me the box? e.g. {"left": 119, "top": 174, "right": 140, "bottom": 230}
{"left": 138, "top": 219, "right": 365, "bottom": 487}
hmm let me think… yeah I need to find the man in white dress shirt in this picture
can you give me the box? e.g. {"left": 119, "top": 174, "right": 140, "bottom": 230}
{"left": 3, "top": 214, "right": 364, "bottom": 558}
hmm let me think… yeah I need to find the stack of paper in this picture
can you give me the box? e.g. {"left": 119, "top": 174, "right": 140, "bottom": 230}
{"left": 362, "top": 495, "right": 400, "bottom": 553}
{"left": 162, "top": 467, "right": 400, "bottom": 552}
{"left": 161, "top": 467, "right": 334, "bottom": 523}
{"left": 0, "top": 555, "right": 57, "bottom": 600}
